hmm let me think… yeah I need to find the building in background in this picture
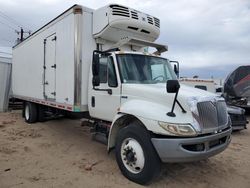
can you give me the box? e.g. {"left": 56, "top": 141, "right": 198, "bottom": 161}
{"left": 0, "top": 55, "right": 12, "bottom": 112}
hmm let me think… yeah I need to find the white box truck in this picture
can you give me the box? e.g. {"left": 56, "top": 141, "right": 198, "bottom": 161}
{"left": 12, "top": 4, "right": 232, "bottom": 184}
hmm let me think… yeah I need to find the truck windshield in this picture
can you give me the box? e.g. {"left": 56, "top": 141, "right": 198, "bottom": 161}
{"left": 116, "top": 54, "right": 177, "bottom": 84}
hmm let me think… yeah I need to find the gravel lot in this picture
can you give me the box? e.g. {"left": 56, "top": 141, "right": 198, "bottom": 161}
{"left": 0, "top": 111, "right": 249, "bottom": 188}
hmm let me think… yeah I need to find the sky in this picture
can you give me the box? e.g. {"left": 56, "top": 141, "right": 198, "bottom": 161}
{"left": 0, "top": 0, "right": 249, "bottom": 78}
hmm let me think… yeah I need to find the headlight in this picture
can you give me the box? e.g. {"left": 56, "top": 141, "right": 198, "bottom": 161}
{"left": 158, "top": 121, "right": 197, "bottom": 136}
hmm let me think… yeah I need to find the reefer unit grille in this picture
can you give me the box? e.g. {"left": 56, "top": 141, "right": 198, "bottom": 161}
{"left": 111, "top": 5, "right": 130, "bottom": 17}
{"left": 154, "top": 17, "right": 160, "bottom": 28}
{"left": 110, "top": 4, "right": 160, "bottom": 28}
{"left": 131, "top": 11, "right": 138, "bottom": 20}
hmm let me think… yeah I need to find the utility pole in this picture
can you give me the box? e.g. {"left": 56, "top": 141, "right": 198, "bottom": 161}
{"left": 20, "top": 28, "right": 24, "bottom": 41}
{"left": 15, "top": 27, "right": 31, "bottom": 43}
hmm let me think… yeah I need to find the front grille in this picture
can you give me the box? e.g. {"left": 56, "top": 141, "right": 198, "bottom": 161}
{"left": 229, "top": 113, "right": 246, "bottom": 122}
{"left": 197, "top": 101, "right": 228, "bottom": 132}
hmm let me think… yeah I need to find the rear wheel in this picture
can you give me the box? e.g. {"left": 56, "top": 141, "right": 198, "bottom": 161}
{"left": 24, "top": 102, "right": 38, "bottom": 123}
{"left": 115, "top": 122, "right": 161, "bottom": 185}
{"left": 37, "top": 105, "right": 46, "bottom": 122}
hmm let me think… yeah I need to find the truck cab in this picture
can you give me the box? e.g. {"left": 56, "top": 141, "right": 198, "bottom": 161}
{"left": 88, "top": 50, "right": 232, "bottom": 184}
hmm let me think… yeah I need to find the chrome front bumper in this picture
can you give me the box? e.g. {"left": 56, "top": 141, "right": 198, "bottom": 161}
{"left": 151, "top": 127, "right": 232, "bottom": 163}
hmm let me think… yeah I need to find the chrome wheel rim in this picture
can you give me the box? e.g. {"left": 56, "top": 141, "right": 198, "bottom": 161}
{"left": 25, "top": 105, "right": 30, "bottom": 121}
{"left": 121, "top": 138, "right": 145, "bottom": 174}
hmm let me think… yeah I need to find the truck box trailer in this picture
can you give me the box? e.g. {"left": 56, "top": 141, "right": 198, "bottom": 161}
{"left": 12, "top": 4, "right": 232, "bottom": 184}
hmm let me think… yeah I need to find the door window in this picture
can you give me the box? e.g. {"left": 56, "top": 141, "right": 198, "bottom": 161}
{"left": 99, "top": 56, "right": 118, "bottom": 87}
{"left": 108, "top": 58, "right": 118, "bottom": 87}
{"left": 99, "top": 57, "right": 108, "bottom": 83}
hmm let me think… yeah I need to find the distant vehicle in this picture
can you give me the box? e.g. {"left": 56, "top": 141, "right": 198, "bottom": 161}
{"left": 0, "top": 56, "right": 12, "bottom": 112}
{"left": 180, "top": 78, "right": 247, "bottom": 131}
{"left": 223, "top": 65, "right": 250, "bottom": 109}
{"left": 227, "top": 105, "right": 248, "bottom": 131}
{"left": 11, "top": 4, "right": 232, "bottom": 184}
{"left": 179, "top": 78, "right": 217, "bottom": 93}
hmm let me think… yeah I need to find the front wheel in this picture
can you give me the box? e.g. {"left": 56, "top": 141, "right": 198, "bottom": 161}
{"left": 115, "top": 122, "right": 161, "bottom": 185}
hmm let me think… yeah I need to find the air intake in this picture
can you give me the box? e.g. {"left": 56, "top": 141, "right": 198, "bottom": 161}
{"left": 110, "top": 4, "right": 129, "bottom": 17}
{"left": 154, "top": 17, "right": 160, "bottom": 28}
{"left": 147, "top": 16, "right": 153, "bottom": 25}
{"left": 131, "top": 11, "right": 138, "bottom": 20}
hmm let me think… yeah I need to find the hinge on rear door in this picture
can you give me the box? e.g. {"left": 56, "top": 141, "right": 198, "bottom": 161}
{"left": 51, "top": 92, "right": 56, "bottom": 96}
{"left": 52, "top": 36, "right": 57, "bottom": 41}
{"left": 51, "top": 64, "right": 56, "bottom": 69}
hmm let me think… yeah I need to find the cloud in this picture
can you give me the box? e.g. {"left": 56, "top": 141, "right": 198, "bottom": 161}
{"left": 0, "top": 0, "right": 249, "bottom": 78}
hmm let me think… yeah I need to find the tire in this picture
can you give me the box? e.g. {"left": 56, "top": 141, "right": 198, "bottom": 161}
{"left": 115, "top": 122, "right": 161, "bottom": 185}
{"left": 22, "top": 103, "right": 25, "bottom": 118}
{"left": 37, "top": 105, "right": 46, "bottom": 122}
{"left": 24, "top": 102, "right": 38, "bottom": 123}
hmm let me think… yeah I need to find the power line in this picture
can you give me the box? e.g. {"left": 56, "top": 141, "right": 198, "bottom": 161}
{"left": 0, "top": 51, "right": 12, "bottom": 55}
{"left": 0, "top": 20, "right": 17, "bottom": 31}
{"left": 0, "top": 10, "right": 24, "bottom": 29}
{"left": 0, "top": 38, "right": 13, "bottom": 43}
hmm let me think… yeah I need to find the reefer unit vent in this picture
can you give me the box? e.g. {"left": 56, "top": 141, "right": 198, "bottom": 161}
{"left": 93, "top": 4, "right": 160, "bottom": 43}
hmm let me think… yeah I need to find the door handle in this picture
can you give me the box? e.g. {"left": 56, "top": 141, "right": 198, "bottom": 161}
{"left": 93, "top": 88, "right": 112, "bottom": 95}
{"left": 91, "top": 96, "right": 95, "bottom": 107}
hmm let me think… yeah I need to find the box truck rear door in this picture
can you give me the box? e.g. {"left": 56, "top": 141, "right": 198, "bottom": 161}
{"left": 44, "top": 34, "right": 56, "bottom": 100}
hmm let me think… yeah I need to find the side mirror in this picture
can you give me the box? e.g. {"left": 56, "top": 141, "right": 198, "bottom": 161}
{"left": 92, "top": 75, "right": 100, "bottom": 87}
{"left": 170, "top": 60, "right": 180, "bottom": 78}
{"left": 174, "top": 64, "right": 179, "bottom": 77}
{"left": 167, "top": 80, "right": 180, "bottom": 93}
{"left": 92, "top": 53, "right": 100, "bottom": 76}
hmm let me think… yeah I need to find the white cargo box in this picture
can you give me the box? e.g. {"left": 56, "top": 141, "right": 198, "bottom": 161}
{"left": 12, "top": 5, "right": 95, "bottom": 112}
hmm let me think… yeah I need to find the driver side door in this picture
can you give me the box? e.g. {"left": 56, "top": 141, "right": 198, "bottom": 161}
{"left": 89, "top": 56, "right": 121, "bottom": 121}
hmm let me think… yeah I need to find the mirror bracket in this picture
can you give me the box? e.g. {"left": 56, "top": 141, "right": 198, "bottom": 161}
{"left": 166, "top": 80, "right": 186, "bottom": 117}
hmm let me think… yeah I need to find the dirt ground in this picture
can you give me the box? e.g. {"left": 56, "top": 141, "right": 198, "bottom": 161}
{"left": 0, "top": 111, "right": 249, "bottom": 188}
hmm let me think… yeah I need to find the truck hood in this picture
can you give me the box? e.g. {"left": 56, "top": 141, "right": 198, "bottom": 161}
{"left": 121, "top": 83, "right": 219, "bottom": 119}
{"left": 122, "top": 83, "right": 217, "bottom": 105}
